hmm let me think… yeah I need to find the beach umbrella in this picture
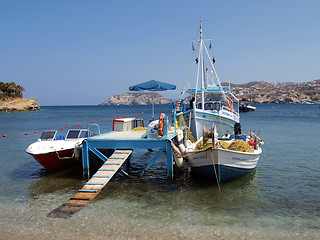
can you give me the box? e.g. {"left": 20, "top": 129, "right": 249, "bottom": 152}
{"left": 129, "top": 80, "right": 176, "bottom": 120}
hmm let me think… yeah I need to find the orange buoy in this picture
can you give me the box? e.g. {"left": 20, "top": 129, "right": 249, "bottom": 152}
{"left": 24, "top": 132, "right": 28, "bottom": 135}
{"left": 107, "top": 118, "right": 110, "bottom": 120}
{"left": 227, "top": 99, "right": 234, "bottom": 111}
{"left": 158, "top": 113, "right": 166, "bottom": 136}
{"left": 76, "top": 123, "right": 80, "bottom": 127}
{"left": 2, "top": 134, "right": 7, "bottom": 137}
{"left": 86, "top": 122, "right": 89, "bottom": 125}
{"left": 49, "top": 129, "right": 52, "bottom": 131}
{"left": 100, "top": 119, "right": 103, "bottom": 122}
{"left": 34, "top": 131, "right": 38, "bottom": 134}
{"left": 66, "top": 126, "right": 70, "bottom": 128}
{"left": 60, "top": 128, "right": 63, "bottom": 130}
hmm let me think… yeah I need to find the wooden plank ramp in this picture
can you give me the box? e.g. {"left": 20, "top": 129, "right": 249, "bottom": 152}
{"left": 48, "top": 150, "right": 132, "bottom": 218}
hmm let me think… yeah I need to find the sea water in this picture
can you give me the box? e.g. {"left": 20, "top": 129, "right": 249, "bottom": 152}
{"left": 0, "top": 104, "right": 319, "bottom": 239}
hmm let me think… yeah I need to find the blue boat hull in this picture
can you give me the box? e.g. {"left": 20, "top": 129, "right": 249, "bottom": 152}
{"left": 190, "top": 164, "right": 256, "bottom": 183}
{"left": 186, "top": 147, "right": 261, "bottom": 183}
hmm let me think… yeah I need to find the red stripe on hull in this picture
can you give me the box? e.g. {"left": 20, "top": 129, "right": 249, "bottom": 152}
{"left": 30, "top": 149, "right": 79, "bottom": 170}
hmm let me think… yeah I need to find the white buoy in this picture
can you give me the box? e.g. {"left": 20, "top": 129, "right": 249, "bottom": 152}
{"left": 170, "top": 142, "right": 184, "bottom": 169}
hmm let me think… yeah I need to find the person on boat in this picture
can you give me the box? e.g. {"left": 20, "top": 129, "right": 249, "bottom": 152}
{"left": 190, "top": 97, "right": 195, "bottom": 109}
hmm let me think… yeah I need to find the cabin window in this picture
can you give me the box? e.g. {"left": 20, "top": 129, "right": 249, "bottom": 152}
{"left": 79, "top": 130, "right": 88, "bottom": 138}
{"left": 204, "top": 103, "right": 213, "bottom": 110}
{"left": 213, "top": 102, "right": 221, "bottom": 111}
{"left": 40, "top": 131, "right": 56, "bottom": 140}
{"left": 66, "top": 130, "right": 80, "bottom": 139}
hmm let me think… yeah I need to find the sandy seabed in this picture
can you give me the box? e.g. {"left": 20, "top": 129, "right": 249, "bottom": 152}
{"left": 1, "top": 204, "right": 317, "bottom": 240}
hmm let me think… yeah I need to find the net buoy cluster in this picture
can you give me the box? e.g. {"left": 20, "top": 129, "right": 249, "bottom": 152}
{"left": 1, "top": 112, "right": 143, "bottom": 138}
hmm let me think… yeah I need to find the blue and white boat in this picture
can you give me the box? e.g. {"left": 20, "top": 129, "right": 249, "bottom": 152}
{"left": 175, "top": 19, "right": 239, "bottom": 140}
{"left": 184, "top": 138, "right": 263, "bottom": 183}
{"left": 174, "top": 20, "right": 262, "bottom": 183}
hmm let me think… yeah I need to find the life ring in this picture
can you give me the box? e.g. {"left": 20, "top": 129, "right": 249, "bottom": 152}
{"left": 175, "top": 100, "right": 181, "bottom": 111}
{"left": 227, "top": 99, "right": 233, "bottom": 111}
{"left": 158, "top": 113, "right": 165, "bottom": 136}
{"left": 248, "top": 138, "right": 257, "bottom": 149}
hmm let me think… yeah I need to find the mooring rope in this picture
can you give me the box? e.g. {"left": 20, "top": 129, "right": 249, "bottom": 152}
{"left": 210, "top": 150, "right": 221, "bottom": 192}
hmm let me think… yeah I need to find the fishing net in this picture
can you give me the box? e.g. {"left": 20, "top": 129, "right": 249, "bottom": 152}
{"left": 219, "top": 140, "right": 253, "bottom": 152}
{"left": 195, "top": 139, "right": 253, "bottom": 152}
{"left": 131, "top": 127, "right": 147, "bottom": 131}
{"left": 195, "top": 139, "right": 214, "bottom": 151}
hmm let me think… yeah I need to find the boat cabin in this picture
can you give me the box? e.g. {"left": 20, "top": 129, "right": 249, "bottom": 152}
{"left": 39, "top": 129, "right": 97, "bottom": 141}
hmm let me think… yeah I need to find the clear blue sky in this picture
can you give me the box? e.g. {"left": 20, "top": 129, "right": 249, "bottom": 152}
{"left": 1, "top": 0, "right": 319, "bottom": 105}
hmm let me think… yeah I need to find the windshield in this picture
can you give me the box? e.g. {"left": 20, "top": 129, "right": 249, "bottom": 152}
{"left": 40, "top": 131, "right": 57, "bottom": 140}
{"left": 66, "top": 130, "right": 81, "bottom": 139}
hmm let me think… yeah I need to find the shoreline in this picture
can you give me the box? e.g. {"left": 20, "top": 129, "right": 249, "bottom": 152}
{"left": 0, "top": 97, "right": 40, "bottom": 112}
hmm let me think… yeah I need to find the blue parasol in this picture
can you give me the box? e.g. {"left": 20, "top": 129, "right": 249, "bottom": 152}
{"left": 129, "top": 80, "right": 176, "bottom": 120}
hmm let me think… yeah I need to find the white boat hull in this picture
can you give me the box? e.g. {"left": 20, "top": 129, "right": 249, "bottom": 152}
{"left": 181, "top": 109, "right": 239, "bottom": 139}
{"left": 25, "top": 139, "right": 83, "bottom": 170}
{"left": 186, "top": 147, "right": 262, "bottom": 182}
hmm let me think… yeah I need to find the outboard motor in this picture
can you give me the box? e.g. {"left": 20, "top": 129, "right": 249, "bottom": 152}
{"left": 234, "top": 123, "right": 242, "bottom": 136}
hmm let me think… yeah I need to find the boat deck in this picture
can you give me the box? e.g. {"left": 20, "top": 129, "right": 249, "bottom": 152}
{"left": 94, "top": 130, "right": 146, "bottom": 139}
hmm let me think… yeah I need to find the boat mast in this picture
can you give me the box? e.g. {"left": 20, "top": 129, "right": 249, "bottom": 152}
{"left": 200, "top": 19, "right": 205, "bottom": 110}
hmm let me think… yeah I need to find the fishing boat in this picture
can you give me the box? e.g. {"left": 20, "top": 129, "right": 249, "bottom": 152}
{"left": 25, "top": 129, "right": 97, "bottom": 170}
{"left": 175, "top": 19, "right": 239, "bottom": 139}
{"left": 176, "top": 126, "right": 263, "bottom": 183}
{"left": 173, "top": 20, "right": 263, "bottom": 183}
{"left": 239, "top": 98, "right": 256, "bottom": 112}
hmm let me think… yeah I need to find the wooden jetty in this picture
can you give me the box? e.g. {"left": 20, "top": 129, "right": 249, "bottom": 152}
{"left": 48, "top": 150, "right": 132, "bottom": 218}
{"left": 48, "top": 116, "right": 177, "bottom": 218}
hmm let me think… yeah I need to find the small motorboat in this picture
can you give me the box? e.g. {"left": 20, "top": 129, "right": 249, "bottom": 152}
{"left": 239, "top": 99, "right": 256, "bottom": 112}
{"left": 26, "top": 129, "right": 97, "bottom": 170}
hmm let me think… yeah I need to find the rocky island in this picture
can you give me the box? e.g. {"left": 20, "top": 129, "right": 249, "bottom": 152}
{"left": 101, "top": 92, "right": 172, "bottom": 105}
{"left": 0, "top": 81, "right": 40, "bottom": 112}
{"left": 102, "top": 79, "right": 320, "bottom": 105}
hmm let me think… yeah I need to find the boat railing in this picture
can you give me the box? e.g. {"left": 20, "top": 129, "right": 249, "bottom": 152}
{"left": 87, "top": 123, "right": 101, "bottom": 137}
{"left": 221, "top": 106, "right": 240, "bottom": 118}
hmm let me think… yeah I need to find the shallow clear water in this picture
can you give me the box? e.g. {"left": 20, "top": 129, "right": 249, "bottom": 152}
{"left": 0, "top": 104, "right": 319, "bottom": 239}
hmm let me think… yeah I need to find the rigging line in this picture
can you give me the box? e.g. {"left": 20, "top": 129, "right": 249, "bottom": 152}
{"left": 179, "top": 56, "right": 197, "bottom": 100}
{"left": 201, "top": 40, "right": 215, "bottom": 86}
{"left": 195, "top": 40, "right": 203, "bottom": 107}
{"left": 192, "top": 41, "right": 201, "bottom": 60}
{"left": 210, "top": 150, "right": 221, "bottom": 192}
{"left": 203, "top": 43, "right": 227, "bottom": 101}
{"left": 180, "top": 38, "right": 202, "bottom": 100}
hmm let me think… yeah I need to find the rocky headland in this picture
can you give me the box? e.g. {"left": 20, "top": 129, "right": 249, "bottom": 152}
{"left": 101, "top": 92, "right": 172, "bottom": 105}
{"left": 226, "top": 79, "right": 320, "bottom": 104}
{"left": 0, "top": 97, "right": 40, "bottom": 112}
{"left": 101, "top": 79, "right": 320, "bottom": 105}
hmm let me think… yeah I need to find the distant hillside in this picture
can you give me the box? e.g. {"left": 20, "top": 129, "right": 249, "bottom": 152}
{"left": 101, "top": 92, "right": 173, "bottom": 105}
{"left": 222, "top": 79, "right": 320, "bottom": 104}
{"left": 101, "top": 79, "right": 320, "bottom": 105}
